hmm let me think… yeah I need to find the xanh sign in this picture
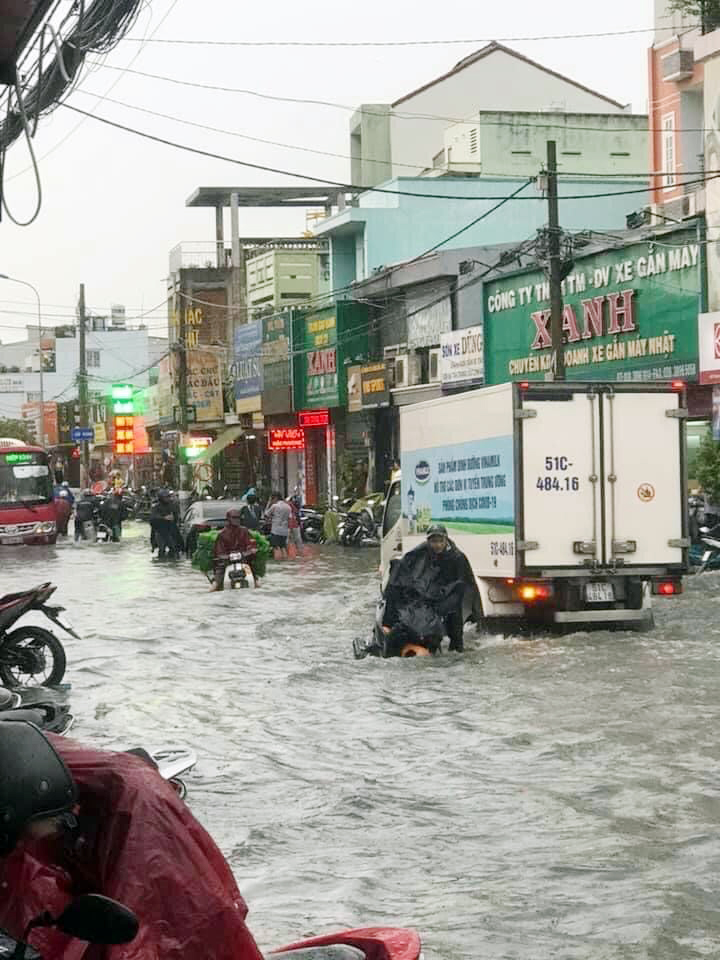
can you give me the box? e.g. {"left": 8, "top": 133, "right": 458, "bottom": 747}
{"left": 484, "top": 233, "right": 701, "bottom": 385}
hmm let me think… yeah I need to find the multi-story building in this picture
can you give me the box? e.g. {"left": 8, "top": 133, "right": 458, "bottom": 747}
{"left": 350, "top": 41, "right": 634, "bottom": 188}
{"left": 246, "top": 240, "right": 329, "bottom": 319}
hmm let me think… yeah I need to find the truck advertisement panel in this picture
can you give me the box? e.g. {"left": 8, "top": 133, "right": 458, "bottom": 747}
{"left": 401, "top": 435, "right": 515, "bottom": 537}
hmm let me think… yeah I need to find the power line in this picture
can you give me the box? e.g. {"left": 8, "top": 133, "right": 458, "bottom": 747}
{"left": 61, "top": 102, "right": 689, "bottom": 202}
{"left": 114, "top": 26, "right": 687, "bottom": 46}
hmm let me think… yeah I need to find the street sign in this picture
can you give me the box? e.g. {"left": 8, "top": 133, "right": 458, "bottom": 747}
{"left": 71, "top": 427, "right": 94, "bottom": 443}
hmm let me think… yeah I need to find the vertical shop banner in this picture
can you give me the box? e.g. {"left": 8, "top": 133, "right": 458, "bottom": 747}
{"left": 713, "top": 386, "right": 720, "bottom": 440}
{"left": 706, "top": 56, "right": 720, "bottom": 312}
{"left": 187, "top": 349, "right": 224, "bottom": 422}
{"left": 157, "top": 355, "right": 175, "bottom": 425}
{"left": 406, "top": 281, "right": 452, "bottom": 349}
{"left": 360, "top": 362, "right": 391, "bottom": 407}
{"left": 293, "top": 303, "right": 369, "bottom": 411}
{"left": 699, "top": 311, "right": 720, "bottom": 384}
{"left": 347, "top": 364, "right": 363, "bottom": 413}
{"left": 233, "top": 320, "right": 263, "bottom": 411}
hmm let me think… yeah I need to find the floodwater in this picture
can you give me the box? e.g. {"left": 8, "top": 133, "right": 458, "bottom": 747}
{"left": 4, "top": 524, "right": 720, "bottom": 960}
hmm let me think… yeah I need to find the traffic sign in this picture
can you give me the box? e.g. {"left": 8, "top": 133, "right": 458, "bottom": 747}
{"left": 71, "top": 427, "right": 94, "bottom": 443}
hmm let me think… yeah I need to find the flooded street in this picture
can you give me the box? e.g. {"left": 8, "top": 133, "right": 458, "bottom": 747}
{"left": 5, "top": 525, "right": 720, "bottom": 960}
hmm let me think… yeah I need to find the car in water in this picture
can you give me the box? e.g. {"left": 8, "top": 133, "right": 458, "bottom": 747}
{"left": 181, "top": 499, "right": 247, "bottom": 557}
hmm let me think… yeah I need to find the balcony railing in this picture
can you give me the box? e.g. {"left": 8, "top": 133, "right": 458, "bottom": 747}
{"left": 169, "top": 238, "right": 331, "bottom": 274}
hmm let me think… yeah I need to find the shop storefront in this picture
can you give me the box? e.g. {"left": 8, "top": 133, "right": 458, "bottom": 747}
{"left": 292, "top": 303, "right": 369, "bottom": 506}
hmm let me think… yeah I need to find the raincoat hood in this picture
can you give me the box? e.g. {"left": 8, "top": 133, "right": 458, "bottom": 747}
{"left": 0, "top": 736, "right": 263, "bottom": 960}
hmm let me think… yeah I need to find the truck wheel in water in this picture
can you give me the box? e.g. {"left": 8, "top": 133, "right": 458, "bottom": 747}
{"left": 0, "top": 626, "right": 67, "bottom": 687}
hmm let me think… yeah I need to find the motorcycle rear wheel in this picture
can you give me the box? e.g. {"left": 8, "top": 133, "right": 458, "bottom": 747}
{"left": 0, "top": 626, "right": 67, "bottom": 687}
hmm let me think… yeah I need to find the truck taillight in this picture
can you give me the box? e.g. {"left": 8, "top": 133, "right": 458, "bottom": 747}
{"left": 519, "top": 583, "right": 553, "bottom": 602}
{"left": 652, "top": 579, "right": 683, "bottom": 596}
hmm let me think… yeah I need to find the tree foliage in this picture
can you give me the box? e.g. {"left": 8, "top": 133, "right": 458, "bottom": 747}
{"left": 669, "top": 0, "right": 720, "bottom": 23}
{"left": 0, "top": 418, "right": 35, "bottom": 445}
{"left": 695, "top": 430, "right": 720, "bottom": 504}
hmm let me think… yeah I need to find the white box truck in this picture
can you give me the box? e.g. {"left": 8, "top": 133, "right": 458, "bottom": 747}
{"left": 381, "top": 381, "right": 688, "bottom": 631}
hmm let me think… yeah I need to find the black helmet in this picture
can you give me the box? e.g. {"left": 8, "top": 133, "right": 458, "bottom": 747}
{"left": 157, "top": 488, "right": 171, "bottom": 502}
{"left": 426, "top": 523, "right": 448, "bottom": 540}
{"left": 0, "top": 721, "right": 76, "bottom": 856}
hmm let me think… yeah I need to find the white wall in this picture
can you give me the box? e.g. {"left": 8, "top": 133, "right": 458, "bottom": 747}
{"left": 0, "top": 329, "right": 154, "bottom": 421}
{"left": 389, "top": 47, "right": 628, "bottom": 178}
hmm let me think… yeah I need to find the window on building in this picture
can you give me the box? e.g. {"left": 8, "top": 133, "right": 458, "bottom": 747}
{"left": 662, "top": 115, "right": 676, "bottom": 188}
{"left": 86, "top": 350, "right": 101, "bottom": 368}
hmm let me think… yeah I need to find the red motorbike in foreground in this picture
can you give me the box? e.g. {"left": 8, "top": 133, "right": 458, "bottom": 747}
{"left": 2, "top": 893, "right": 421, "bottom": 960}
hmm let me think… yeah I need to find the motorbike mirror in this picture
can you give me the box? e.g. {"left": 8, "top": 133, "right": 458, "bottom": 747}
{"left": 55, "top": 895, "right": 139, "bottom": 945}
{"left": 700, "top": 526, "right": 710, "bottom": 534}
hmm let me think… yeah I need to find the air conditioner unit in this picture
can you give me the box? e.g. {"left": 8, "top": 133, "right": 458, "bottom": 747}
{"left": 429, "top": 347, "right": 442, "bottom": 383}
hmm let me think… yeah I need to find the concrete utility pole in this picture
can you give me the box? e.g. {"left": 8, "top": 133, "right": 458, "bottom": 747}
{"left": 546, "top": 141, "right": 566, "bottom": 382}
{"left": 78, "top": 283, "right": 90, "bottom": 484}
{"left": 178, "top": 286, "right": 188, "bottom": 435}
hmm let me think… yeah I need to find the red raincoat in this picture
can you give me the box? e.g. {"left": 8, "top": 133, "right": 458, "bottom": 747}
{"left": 214, "top": 524, "right": 257, "bottom": 559}
{"left": 0, "top": 736, "right": 264, "bottom": 960}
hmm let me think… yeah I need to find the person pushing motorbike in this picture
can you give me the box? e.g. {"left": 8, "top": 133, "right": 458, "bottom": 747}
{"left": 149, "top": 489, "right": 182, "bottom": 559}
{"left": 382, "top": 523, "right": 480, "bottom": 653}
{"left": 0, "top": 720, "right": 265, "bottom": 960}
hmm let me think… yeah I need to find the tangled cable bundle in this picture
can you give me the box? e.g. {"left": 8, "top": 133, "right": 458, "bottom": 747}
{"left": 0, "top": 0, "right": 144, "bottom": 225}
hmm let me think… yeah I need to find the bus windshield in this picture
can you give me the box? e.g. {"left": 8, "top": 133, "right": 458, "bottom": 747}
{"left": 0, "top": 450, "right": 53, "bottom": 506}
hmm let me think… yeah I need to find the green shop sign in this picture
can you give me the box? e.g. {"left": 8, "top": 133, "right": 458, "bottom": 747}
{"left": 292, "top": 302, "right": 369, "bottom": 410}
{"left": 484, "top": 232, "right": 701, "bottom": 385}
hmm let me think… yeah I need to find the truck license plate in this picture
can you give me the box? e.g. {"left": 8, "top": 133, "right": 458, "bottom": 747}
{"left": 586, "top": 583, "right": 614, "bottom": 603}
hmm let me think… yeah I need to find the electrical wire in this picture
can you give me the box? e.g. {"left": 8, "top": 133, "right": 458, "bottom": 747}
{"left": 62, "top": 102, "right": 692, "bottom": 202}
{"left": 0, "top": 79, "right": 43, "bottom": 225}
{"left": 115, "top": 25, "right": 690, "bottom": 46}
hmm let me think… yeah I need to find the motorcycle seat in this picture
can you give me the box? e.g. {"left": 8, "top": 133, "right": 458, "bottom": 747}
{"left": 270, "top": 947, "right": 365, "bottom": 960}
{"left": 0, "top": 583, "right": 51, "bottom": 608}
{"left": 0, "top": 708, "right": 47, "bottom": 725}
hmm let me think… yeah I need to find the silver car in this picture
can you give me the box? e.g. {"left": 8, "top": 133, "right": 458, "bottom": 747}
{"left": 181, "top": 499, "right": 247, "bottom": 556}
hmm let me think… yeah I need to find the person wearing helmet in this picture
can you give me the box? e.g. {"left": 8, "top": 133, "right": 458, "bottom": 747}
{"left": 381, "top": 523, "right": 480, "bottom": 653}
{"left": 0, "top": 720, "right": 76, "bottom": 857}
{"left": 74, "top": 489, "right": 97, "bottom": 541}
{"left": 0, "top": 721, "right": 265, "bottom": 960}
{"left": 150, "top": 489, "right": 182, "bottom": 559}
{"left": 211, "top": 509, "right": 259, "bottom": 590}
{"left": 100, "top": 488, "right": 127, "bottom": 542}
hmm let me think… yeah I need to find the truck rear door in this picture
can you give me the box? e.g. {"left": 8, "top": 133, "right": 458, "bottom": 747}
{"left": 519, "top": 388, "right": 601, "bottom": 568}
{"left": 603, "top": 390, "right": 684, "bottom": 567}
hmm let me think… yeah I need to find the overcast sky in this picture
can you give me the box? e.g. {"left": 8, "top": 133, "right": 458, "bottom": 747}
{"left": 0, "top": 0, "right": 654, "bottom": 342}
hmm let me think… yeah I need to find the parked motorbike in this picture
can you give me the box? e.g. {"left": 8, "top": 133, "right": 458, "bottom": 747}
{"left": 338, "top": 494, "right": 384, "bottom": 547}
{"left": 0, "top": 683, "right": 73, "bottom": 734}
{"left": 1, "top": 893, "right": 139, "bottom": 960}
{"left": 0, "top": 583, "right": 76, "bottom": 687}
{"left": 300, "top": 505, "right": 325, "bottom": 543}
{"left": 692, "top": 522, "right": 720, "bottom": 573}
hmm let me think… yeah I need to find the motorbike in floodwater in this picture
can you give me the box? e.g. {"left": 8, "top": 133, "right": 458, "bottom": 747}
{"left": 354, "top": 598, "right": 445, "bottom": 659}
{"left": 692, "top": 522, "right": 720, "bottom": 572}
{"left": 1, "top": 894, "right": 139, "bottom": 960}
{"left": 0, "top": 583, "right": 77, "bottom": 687}
{"left": 0, "top": 683, "right": 73, "bottom": 734}
{"left": 126, "top": 745, "right": 198, "bottom": 799}
{"left": 2, "top": 897, "right": 419, "bottom": 960}
{"left": 300, "top": 505, "right": 325, "bottom": 543}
